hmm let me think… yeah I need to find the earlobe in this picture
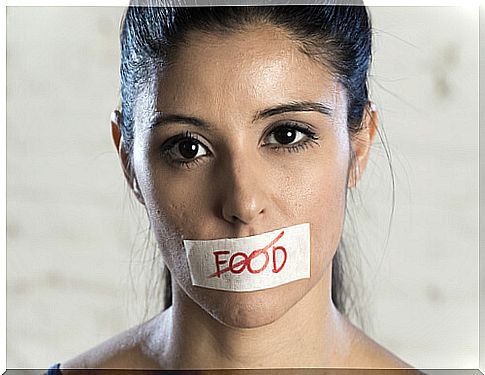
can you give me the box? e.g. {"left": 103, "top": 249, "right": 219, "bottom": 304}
{"left": 111, "top": 110, "right": 130, "bottom": 178}
{"left": 347, "top": 102, "right": 378, "bottom": 188}
{"left": 132, "top": 177, "right": 145, "bottom": 205}
{"left": 111, "top": 110, "right": 124, "bottom": 154}
{"left": 110, "top": 110, "right": 145, "bottom": 206}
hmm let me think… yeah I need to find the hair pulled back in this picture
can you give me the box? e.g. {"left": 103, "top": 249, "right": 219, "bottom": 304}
{"left": 119, "top": 3, "right": 373, "bottom": 318}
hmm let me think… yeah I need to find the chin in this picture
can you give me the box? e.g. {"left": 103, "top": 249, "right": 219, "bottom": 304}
{"left": 192, "top": 279, "right": 309, "bottom": 329}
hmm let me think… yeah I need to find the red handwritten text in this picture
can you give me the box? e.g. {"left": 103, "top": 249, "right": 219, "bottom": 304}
{"left": 209, "top": 230, "right": 287, "bottom": 278}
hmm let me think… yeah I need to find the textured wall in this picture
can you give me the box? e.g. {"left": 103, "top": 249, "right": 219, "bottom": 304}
{"left": 6, "top": 6, "right": 479, "bottom": 369}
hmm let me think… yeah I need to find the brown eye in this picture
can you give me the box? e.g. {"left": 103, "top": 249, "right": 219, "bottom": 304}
{"left": 178, "top": 139, "right": 200, "bottom": 159}
{"left": 161, "top": 131, "right": 210, "bottom": 166}
{"left": 266, "top": 124, "right": 305, "bottom": 146}
{"left": 272, "top": 127, "right": 299, "bottom": 144}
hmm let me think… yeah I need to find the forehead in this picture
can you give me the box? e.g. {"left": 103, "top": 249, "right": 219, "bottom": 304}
{"left": 149, "top": 24, "right": 344, "bottom": 123}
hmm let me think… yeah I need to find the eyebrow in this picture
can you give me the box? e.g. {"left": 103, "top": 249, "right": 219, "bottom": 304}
{"left": 148, "top": 101, "right": 333, "bottom": 129}
{"left": 148, "top": 113, "right": 206, "bottom": 129}
{"left": 253, "top": 101, "right": 332, "bottom": 122}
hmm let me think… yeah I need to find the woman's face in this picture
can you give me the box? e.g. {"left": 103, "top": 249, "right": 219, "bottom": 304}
{"left": 129, "top": 24, "right": 356, "bottom": 328}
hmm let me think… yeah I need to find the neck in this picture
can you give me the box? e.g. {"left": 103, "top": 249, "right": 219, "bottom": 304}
{"left": 152, "top": 271, "right": 351, "bottom": 369}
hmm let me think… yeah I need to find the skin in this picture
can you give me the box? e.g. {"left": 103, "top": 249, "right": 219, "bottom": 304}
{"left": 61, "top": 24, "right": 420, "bottom": 371}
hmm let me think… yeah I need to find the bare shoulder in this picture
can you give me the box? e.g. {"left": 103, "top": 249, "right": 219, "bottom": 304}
{"left": 60, "top": 314, "right": 163, "bottom": 372}
{"left": 341, "top": 317, "right": 423, "bottom": 373}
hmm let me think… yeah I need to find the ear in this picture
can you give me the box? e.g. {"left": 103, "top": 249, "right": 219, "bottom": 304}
{"left": 111, "top": 110, "right": 145, "bottom": 205}
{"left": 347, "top": 102, "right": 378, "bottom": 188}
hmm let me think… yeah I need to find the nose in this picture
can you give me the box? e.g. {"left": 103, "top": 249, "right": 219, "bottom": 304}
{"left": 219, "top": 155, "right": 267, "bottom": 226}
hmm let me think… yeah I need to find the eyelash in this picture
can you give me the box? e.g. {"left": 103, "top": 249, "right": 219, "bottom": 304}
{"left": 160, "top": 130, "right": 206, "bottom": 169}
{"left": 264, "top": 122, "right": 319, "bottom": 153}
{"left": 160, "top": 123, "right": 320, "bottom": 169}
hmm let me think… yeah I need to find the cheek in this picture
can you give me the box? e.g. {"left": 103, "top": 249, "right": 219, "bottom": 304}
{"left": 310, "top": 175, "right": 347, "bottom": 272}
{"left": 132, "top": 139, "right": 203, "bottom": 236}
{"left": 131, "top": 144, "right": 193, "bottom": 273}
{"left": 150, "top": 177, "right": 211, "bottom": 237}
{"left": 282, "top": 139, "right": 350, "bottom": 273}
{"left": 140, "top": 182, "right": 196, "bottom": 286}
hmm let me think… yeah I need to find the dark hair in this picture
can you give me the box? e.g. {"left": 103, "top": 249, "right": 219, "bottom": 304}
{"left": 119, "top": 4, "right": 373, "bottom": 320}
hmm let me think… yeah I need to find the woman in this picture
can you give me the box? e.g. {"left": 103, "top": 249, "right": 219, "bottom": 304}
{"left": 54, "top": 3, "right": 418, "bottom": 371}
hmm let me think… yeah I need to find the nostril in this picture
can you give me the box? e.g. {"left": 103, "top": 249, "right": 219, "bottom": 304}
{"left": 222, "top": 202, "right": 265, "bottom": 226}
{"left": 219, "top": 163, "right": 267, "bottom": 225}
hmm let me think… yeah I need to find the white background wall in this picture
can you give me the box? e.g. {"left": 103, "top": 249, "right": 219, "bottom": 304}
{"left": 6, "top": 6, "right": 479, "bottom": 369}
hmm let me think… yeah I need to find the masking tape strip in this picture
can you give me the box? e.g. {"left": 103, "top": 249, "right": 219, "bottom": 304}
{"left": 183, "top": 223, "right": 310, "bottom": 292}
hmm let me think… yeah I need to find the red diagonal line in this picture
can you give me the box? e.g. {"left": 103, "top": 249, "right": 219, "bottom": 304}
{"left": 208, "top": 230, "right": 285, "bottom": 278}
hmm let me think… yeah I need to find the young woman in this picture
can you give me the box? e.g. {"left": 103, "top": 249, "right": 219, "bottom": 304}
{"left": 53, "top": 4, "right": 419, "bottom": 371}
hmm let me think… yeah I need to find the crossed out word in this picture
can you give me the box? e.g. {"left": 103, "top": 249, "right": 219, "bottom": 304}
{"left": 208, "top": 230, "right": 287, "bottom": 278}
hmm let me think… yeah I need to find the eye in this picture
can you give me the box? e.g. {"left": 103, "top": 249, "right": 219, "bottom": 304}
{"left": 161, "top": 131, "right": 210, "bottom": 167}
{"left": 175, "top": 138, "right": 207, "bottom": 159}
{"left": 263, "top": 122, "right": 319, "bottom": 151}
{"left": 266, "top": 126, "right": 306, "bottom": 145}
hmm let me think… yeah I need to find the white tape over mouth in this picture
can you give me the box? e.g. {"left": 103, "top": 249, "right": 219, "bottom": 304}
{"left": 183, "top": 223, "right": 310, "bottom": 292}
